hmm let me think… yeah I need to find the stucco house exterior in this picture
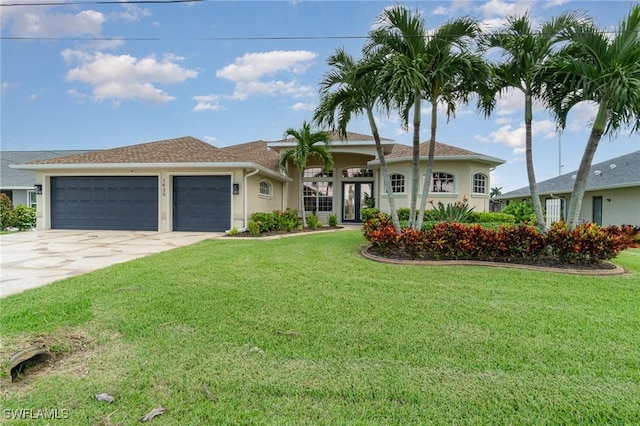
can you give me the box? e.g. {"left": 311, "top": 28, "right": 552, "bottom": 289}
{"left": 12, "top": 133, "right": 504, "bottom": 232}
{"left": 497, "top": 150, "right": 640, "bottom": 227}
{"left": 1, "top": 150, "right": 90, "bottom": 208}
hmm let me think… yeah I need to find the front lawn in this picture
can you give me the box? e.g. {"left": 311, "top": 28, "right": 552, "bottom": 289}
{"left": 1, "top": 231, "right": 639, "bottom": 425}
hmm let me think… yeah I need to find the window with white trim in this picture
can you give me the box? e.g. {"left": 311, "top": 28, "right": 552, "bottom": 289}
{"left": 430, "top": 172, "right": 455, "bottom": 193}
{"left": 27, "top": 190, "right": 37, "bottom": 208}
{"left": 390, "top": 174, "right": 405, "bottom": 193}
{"left": 259, "top": 180, "right": 272, "bottom": 196}
{"left": 303, "top": 167, "right": 334, "bottom": 212}
{"left": 472, "top": 173, "right": 487, "bottom": 194}
{"left": 342, "top": 168, "right": 373, "bottom": 178}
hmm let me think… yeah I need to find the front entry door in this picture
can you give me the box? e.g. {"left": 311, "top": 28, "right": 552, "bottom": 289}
{"left": 342, "top": 182, "right": 373, "bottom": 223}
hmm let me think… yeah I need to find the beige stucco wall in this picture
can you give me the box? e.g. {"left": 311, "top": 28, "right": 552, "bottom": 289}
{"left": 377, "top": 160, "right": 493, "bottom": 213}
{"left": 279, "top": 153, "right": 495, "bottom": 223}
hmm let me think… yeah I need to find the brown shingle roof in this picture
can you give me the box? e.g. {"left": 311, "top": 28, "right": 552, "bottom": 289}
{"left": 385, "top": 141, "right": 482, "bottom": 159}
{"left": 220, "top": 140, "right": 281, "bottom": 172}
{"left": 27, "top": 136, "right": 242, "bottom": 164}
{"left": 275, "top": 130, "right": 393, "bottom": 143}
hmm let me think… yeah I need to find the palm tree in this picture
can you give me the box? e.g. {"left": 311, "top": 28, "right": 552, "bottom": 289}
{"left": 414, "top": 17, "right": 488, "bottom": 230}
{"left": 490, "top": 186, "right": 503, "bottom": 198}
{"left": 366, "top": 6, "right": 487, "bottom": 230}
{"left": 541, "top": 5, "right": 640, "bottom": 227}
{"left": 278, "top": 121, "right": 333, "bottom": 228}
{"left": 365, "top": 5, "right": 429, "bottom": 229}
{"left": 484, "top": 12, "right": 584, "bottom": 231}
{"left": 314, "top": 48, "right": 402, "bottom": 233}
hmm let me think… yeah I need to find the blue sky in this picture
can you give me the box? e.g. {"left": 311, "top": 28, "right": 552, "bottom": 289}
{"left": 1, "top": 0, "right": 639, "bottom": 192}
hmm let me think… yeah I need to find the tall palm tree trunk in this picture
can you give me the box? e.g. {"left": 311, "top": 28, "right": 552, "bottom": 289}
{"left": 409, "top": 94, "right": 422, "bottom": 229}
{"left": 525, "top": 94, "right": 546, "bottom": 231}
{"left": 298, "top": 170, "right": 307, "bottom": 228}
{"left": 566, "top": 103, "right": 608, "bottom": 228}
{"left": 416, "top": 96, "right": 438, "bottom": 229}
{"left": 367, "top": 110, "right": 401, "bottom": 233}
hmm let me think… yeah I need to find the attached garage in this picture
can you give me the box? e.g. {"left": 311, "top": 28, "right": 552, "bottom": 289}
{"left": 51, "top": 176, "right": 159, "bottom": 231}
{"left": 173, "top": 175, "right": 231, "bottom": 232}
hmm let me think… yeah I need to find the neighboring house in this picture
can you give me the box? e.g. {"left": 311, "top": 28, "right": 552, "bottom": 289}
{"left": 11, "top": 134, "right": 504, "bottom": 232}
{"left": 0, "top": 150, "right": 90, "bottom": 208}
{"left": 497, "top": 150, "right": 640, "bottom": 227}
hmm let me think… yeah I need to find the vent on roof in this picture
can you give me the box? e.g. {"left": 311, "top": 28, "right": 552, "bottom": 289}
{"left": 571, "top": 175, "right": 576, "bottom": 179}
{"left": 610, "top": 164, "right": 616, "bottom": 169}
{"left": 594, "top": 170, "right": 602, "bottom": 176}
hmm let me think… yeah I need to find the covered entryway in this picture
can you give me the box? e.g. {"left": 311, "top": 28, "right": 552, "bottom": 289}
{"left": 173, "top": 176, "right": 231, "bottom": 232}
{"left": 51, "top": 176, "right": 159, "bottom": 231}
{"left": 342, "top": 182, "right": 373, "bottom": 223}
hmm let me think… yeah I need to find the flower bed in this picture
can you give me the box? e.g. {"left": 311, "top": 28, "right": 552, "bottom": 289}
{"left": 363, "top": 212, "right": 635, "bottom": 266}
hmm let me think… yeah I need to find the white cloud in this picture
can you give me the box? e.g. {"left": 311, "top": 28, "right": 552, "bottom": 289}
{"left": 291, "top": 102, "right": 315, "bottom": 111}
{"left": 202, "top": 136, "right": 217, "bottom": 145}
{"left": 1, "top": 81, "right": 18, "bottom": 93}
{"left": 193, "top": 95, "right": 224, "bottom": 112}
{"left": 542, "top": 0, "right": 570, "bottom": 9}
{"left": 216, "top": 50, "right": 317, "bottom": 100}
{"left": 566, "top": 101, "right": 598, "bottom": 132}
{"left": 27, "top": 94, "right": 37, "bottom": 101}
{"left": 62, "top": 50, "right": 198, "bottom": 105}
{"left": 494, "top": 117, "right": 514, "bottom": 125}
{"left": 3, "top": 7, "right": 105, "bottom": 37}
{"left": 478, "top": 0, "right": 531, "bottom": 18}
{"left": 475, "top": 119, "right": 557, "bottom": 154}
{"left": 432, "top": 5, "right": 449, "bottom": 15}
{"left": 109, "top": 4, "right": 151, "bottom": 22}
{"left": 217, "top": 50, "right": 316, "bottom": 82}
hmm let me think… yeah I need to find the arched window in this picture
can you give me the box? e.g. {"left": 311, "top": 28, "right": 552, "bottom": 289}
{"left": 430, "top": 172, "right": 455, "bottom": 193}
{"left": 342, "top": 168, "right": 374, "bottom": 178}
{"left": 390, "top": 174, "right": 405, "bottom": 193}
{"left": 259, "top": 180, "right": 272, "bottom": 196}
{"left": 473, "top": 173, "right": 487, "bottom": 194}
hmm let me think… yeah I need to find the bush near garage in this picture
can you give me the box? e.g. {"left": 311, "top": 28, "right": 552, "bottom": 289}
{"left": 0, "top": 193, "right": 16, "bottom": 230}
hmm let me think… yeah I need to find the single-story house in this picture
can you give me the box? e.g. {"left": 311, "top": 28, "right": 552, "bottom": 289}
{"left": 1, "top": 150, "right": 90, "bottom": 208}
{"left": 11, "top": 133, "right": 505, "bottom": 232}
{"left": 496, "top": 150, "right": 640, "bottom": 227}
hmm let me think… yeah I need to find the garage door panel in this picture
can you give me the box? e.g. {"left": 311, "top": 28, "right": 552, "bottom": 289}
{"left": 51, "top": 177, "right": 158, "bottom": 231}
{"left": 173, "top": 176, "right": 230, "bottom": 232}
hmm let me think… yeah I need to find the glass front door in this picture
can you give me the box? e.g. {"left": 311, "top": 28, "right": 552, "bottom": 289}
{"left": 342, "top": 182, "right": 373, "bottom": 223}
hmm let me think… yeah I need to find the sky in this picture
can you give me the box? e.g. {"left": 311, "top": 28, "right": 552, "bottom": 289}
{"left": 1, "top": 0, "right": 639, "bottom": 193}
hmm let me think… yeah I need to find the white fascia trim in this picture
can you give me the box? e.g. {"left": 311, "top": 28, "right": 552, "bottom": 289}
{"left": 369, "top": 154, "right": 506, "bottom": 167}
{"left": 11, "top": 162, "right": 292, "bottom": 182}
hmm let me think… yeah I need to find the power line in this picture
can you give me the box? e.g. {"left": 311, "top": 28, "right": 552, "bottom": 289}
{"left": 1, "top": 0, "right": 201, "bottom": 6}
{"left": 1, "top": 35, "right": 370, "bottom": 41}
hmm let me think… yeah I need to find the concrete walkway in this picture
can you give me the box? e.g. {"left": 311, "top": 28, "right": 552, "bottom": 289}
{"left": 0, "top": 230, "right": 221, "bottom": 298}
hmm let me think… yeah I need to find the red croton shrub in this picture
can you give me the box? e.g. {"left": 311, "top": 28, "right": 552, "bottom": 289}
{"left": 363, "top": 216, "right": 632, "bottom": 264}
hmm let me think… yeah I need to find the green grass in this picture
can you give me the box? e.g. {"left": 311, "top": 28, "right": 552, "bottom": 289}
{"left": 1, "top": 231, "right": 639, "bottom": 425}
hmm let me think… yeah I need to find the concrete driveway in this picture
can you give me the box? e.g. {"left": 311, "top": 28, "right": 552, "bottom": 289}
{"left": 0, "top": 230, "right": 221, "bottom": 298}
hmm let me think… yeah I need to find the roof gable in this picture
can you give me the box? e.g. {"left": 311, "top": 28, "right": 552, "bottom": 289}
{"left": 1, "top": 150, "right": 91, "bottom": 188}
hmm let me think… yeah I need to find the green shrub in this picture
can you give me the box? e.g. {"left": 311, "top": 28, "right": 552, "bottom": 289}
{"left": 474, "top": 212, "right": 516, "bottom": 224}
{"left": 13, "top": 205, "right": 35, "bottom": 231}
{"left": 360, "top": 208, "right": 382, "bottom": 223}
{"left": 328, "top": 214, "right": 338, "bottom": 227}
{"left": 428, "top": 197, "right": 475, "bottom": 223}
{"left": 0, "top": 193, "right": 16, "bottom": 230}
{"left": 228, "top": 227, "right": 239, "bottom": 236}
{"left": 502, "top": 201, "right": 535, "bottom": 224}
{"left": 247, "top": 220, "right": 261, "bottom": 236}
{"left": 307, "top": 214, "right": 320, "bottom": 230}
{"left": 273, "top": 208, "right": 299, "bottom": 232}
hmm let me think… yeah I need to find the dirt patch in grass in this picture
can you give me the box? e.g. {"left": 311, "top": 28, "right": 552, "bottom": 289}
{"left": 362, "top": 246, "right": 627, "bottom": 276}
